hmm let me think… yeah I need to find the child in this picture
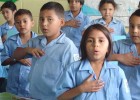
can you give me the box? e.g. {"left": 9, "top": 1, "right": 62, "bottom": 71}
{"left": 1, "top": 9, "right": 37, "bottom": 97}
{"left": 62, "top": 0, "right": 91, "bottom": 48}
{"left": 56, "top": 24, "right": 132, "bottom": 100}
{"left": 12, "top": 2, "right": 79, "bottom": 100}
{"left": 108, "top": 9, "right": 140, "bottom": 100}
{"left": 0, "top": 1, "right": 18, "bottom": 42}
{"left": 84, "top": 0, "right": 126, "bottom": 40}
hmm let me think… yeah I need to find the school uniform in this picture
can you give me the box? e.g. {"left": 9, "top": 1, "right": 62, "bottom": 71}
{"left": 62, "top": 10, "right": 91, "bottom": 48}
{"left": 0, "top": 22, "right": 18, "bottom": 38}
{"left": 1, "top": 32, "right": 37, "bottom": 97}
{"left": 56, "top": 59, "right": 132, "bottom": 100}
{"left": 0, "top": 35, "right": 7, "bottom": 92}
{"left": 84, "top": 18, "right": 126, "bottom": 40}
{"left": 25, "top": 32, "right": 79, "bottom": 100}
{"left": 113, "top": 38, "right": 140, "bottom": 100}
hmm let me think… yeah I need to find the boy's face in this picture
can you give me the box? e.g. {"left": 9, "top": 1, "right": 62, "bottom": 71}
{"left": 129, "top": 15, "right": 140, "bottom": 44}
{"left": 1, "top": 8, "right": 16, "bottom": 22}
{"left": 69, "top": 0, "right": 82, "bottom": 12}
{"left": 39, "top": 9, "right": 64, "bottom": 39}
{"left": 99, "top": 3, "right": 115, "bottom": 20}
{"left": 15, "top": 14, "right": 34, "bottom": 34}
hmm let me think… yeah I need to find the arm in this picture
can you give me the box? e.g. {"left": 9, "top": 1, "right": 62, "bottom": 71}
{"left": 12, "top": 47, "right": 45, "bottom": 60}
{"left": 63, "top": 19, "right": 81, "bottom": 28}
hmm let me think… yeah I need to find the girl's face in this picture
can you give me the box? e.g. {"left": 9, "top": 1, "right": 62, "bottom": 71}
{"left": 86, "top": 29, "right": 109, "bottom": 61}
{"left": 99, "top": 3, "right": 115, "bottom": 20}
{"left": 1, "top": 8, "right": 16, "bottom": 22}
{"left": 129, "top": 15, "right": 140, "bottom": 44}
{"left": 69, "top": 0, "right": 82, "bottom": 12}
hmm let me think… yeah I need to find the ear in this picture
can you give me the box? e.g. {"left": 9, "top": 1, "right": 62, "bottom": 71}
{"left": 60, "top": 18, "right": 65, "bottom": 27}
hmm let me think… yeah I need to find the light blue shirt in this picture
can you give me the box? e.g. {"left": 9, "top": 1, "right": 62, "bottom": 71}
{"left": 0, "top": 22, "right": 18, "bottom": 37}
{"left": 1, "top": 32, "right": 37, "bottom": 97}
{"left": 26, "top": 33, "right": 79, "bottom": 100}
{"left": 62, "top": 10, "right": 91, "bottom": 48}
{"left": 56, "top": 59, "right": 132, "bottom": 100}
{"left": 84, "top": 18, "right": 126, "bottom": 39}
{"left": 113, "top": 39, "right": 140, "bottom": 100}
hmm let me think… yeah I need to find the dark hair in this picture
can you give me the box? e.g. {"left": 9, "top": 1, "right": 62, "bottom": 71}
{"left": 129, "top": 9, "right": 140, "bottom": 22}
{"left": 67, "top": 0, "right": 84, "bottom": 5}
{"left": 99, "top": 0, "right": 117, "bottom": 10}
{"left": 80, "top": 24, "right": 112, "bottom": 60}
{"left": 40, "top": 2, "right": 64, "bottom": 18}
{"left": 1, "top": 1, "right": 17, "bottom": 11}
{"left": 14, "top": 9, "right": 33, "bottom": 21}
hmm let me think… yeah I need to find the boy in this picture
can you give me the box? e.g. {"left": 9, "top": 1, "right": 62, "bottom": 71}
{"left": 1, "top": 9, "right": 37, "bottom": 97}
{"left": 0, "top": 1, "right": 18, "bottom": 42}
{"left": 108, "top": 9, "right": 140, "bottom": 100}
{"left": 12, "top": 2, "right": 79, "bottom": 100}
{"left": 62, "top": 0, "right": 91, "bottom": 48}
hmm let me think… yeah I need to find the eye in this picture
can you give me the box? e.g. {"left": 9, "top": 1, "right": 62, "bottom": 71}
{"left": 48, "top": 18, "right": 53, "bottom": 22}
{"left": 99, "top": 39, "right": 104, "bottom": 43}
{"left": 87, "top": 39, "right": 94, "bottom": 43}
{"left": 39, "top": 17, "right": 44, "bottom": 22}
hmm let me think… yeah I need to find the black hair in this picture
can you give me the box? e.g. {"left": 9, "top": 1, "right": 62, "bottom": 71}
{"left": 129, "top": 9, "right": 140, "bottom": 22}
{"left": 40, "top": 1, "right": 64, "bottom": 18}
{"left": 14, "top": 9, "right": 33, "bottom": 21}
{"left": 99, "top": 0, "right": 117, "bottom": 10}
{"left": 80, "top": 24, "right": 112, "bottom": 60}
{"left": 1, "top": 1, "right": 17, "bottom": 11}
{"left": 67, "top": 0, "right": 84, "bottom": 5}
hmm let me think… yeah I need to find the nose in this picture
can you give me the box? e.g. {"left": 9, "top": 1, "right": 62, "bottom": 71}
{"left": 93, "top": 41, "right": 99, "bottom": 47}
{"left": 133, "top": 27, "right": 138, "bottom": 34}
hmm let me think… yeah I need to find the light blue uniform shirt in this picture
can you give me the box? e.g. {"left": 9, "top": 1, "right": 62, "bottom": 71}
{"left": 113, "top": 39, "right": 140, "bottom": 100}
{"left": 62, "top": 10, "right": 91, "bottom": 48}
{"left": 0, "top": 35, "right": 6, "bottom": 78}
{"left": 84, "top": 18, "right": 126, "bottom": 40}
{"left": 26, "top": 33, "right": 79, "bottom": 100}
{"left": 1, "top": 32, "right": 37, "bottom": 97}
{"left": 0, "top": 22, "right": 18, "bottom": 37}
{"left": 56, "top": 59, "right": 132, "bottom": 100}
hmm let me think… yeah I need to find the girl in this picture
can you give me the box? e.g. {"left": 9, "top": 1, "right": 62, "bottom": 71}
{"left": 84, "top": 0, "right": 126, "bottom": 40}
{"left": 56, "top": 24, "right": 132, "bottom": 100}
{"left": 108, "top": 9, "right": 140, "bottom": 100}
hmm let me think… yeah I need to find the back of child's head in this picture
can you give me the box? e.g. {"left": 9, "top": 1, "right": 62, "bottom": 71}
{"left": 1, "top": 1, "right": 17, "bottom": 11}
{"left": 80, "top": 24, "right": 112, "bottom": 60}
{"left": 40, "top": 1, "right": 64, "bottom": 18}
{"left": 129, "top": 9, "right": 140, "bottom": 21}
{"left": 99, "top": 0, "right": 117, "bottom": 10}
{"left": 67, "top": 0, "right": 84, "bottom": 5}
{"left": 14, "top": 9, "right": 33, "bottom": 21}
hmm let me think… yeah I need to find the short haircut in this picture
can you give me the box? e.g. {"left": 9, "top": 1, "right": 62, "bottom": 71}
{"left": 99, "top": 0, "right": 117, "bottom": 10}
{"left": 40, "top": 1, "right": 64, "bottom": 18}
{"left": 129, "top": 9, "right": 140, "bottom": 22}
{"left": 80, "top": 24, "right": 112, "bottom": 60}
{"left": 14, "top": 9, "right": 33, "bottom": 21}
{"left": 67, "top": 0, "right": 84, "bottom": 5}
{"left": 1, "top": 1, "right": 17, "bottom": 11}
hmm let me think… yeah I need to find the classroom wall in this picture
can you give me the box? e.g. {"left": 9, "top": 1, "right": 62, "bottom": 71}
{"left": 0, "top": 0, "right": 139, "bottom": 34}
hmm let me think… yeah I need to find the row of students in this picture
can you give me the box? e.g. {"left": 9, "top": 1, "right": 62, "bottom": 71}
{"left": 0, "top": 0, "right": 139, "bottom": 100}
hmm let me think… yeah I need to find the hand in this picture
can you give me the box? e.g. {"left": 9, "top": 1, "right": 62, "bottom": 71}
{"left": 18, "top": 59, "right": 32, "bottom": 66}
{"left": 66, "top": 19, "right": 81, "bottom": 28}
{"left": 104, "top": 25, "right": 114, "bottom": 33}
{"left": 79, "top": 74, "right": 104, "bottom": 93}
{"left": 26, "top": 47, "right": 45, "bottom": 58}
{"left": 119, "top": 52, "right": 140, "bottom": 66}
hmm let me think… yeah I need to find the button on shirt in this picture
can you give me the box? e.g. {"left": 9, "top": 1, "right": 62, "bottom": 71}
{"left": 25, "top": 33, "right": 79, "bottom": 100}
{"left": 113, "top": 39, "right": 140, "bottom": 100}
{"left": 56, "top": 59, "right": 132, "bottom": 100}
{"left": 62, "top": 10, "right": 91, "bottom": 47}
{"left": 1, "top": 32, "right": 37, "bottom": 97}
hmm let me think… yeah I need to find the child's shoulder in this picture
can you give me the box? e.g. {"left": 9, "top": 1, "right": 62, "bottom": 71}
{"left": 0, "top": 22, "right": 8, "bottom": 28}
{"left": 114, "top": 38, "right": 133, "bottom": 46}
